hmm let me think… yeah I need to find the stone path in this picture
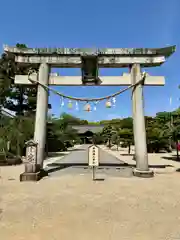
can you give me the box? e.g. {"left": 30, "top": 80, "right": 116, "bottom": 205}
{"left": 46, "top": 144, "right": 133, "bottom": 178}
{"left": 43, "top": 144, "right": 81, "bottom": 168}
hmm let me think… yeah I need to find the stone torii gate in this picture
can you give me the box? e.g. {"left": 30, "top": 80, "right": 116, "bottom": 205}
{"left": 3, "top": 45, "right": 175, "bottom": 181}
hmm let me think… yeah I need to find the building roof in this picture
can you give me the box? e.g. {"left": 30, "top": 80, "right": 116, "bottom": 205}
{"left": 72, "top": 125, "right": 104, "bottom": 134}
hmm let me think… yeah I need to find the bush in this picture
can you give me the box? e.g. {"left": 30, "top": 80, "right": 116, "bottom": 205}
{"left": 0, "top": 151, "right": 22, "bottom": 165}
{"left": 64, "top": 140, "right": 74, "bottom": 148}
{"left": 147, "top": 142, "right": 172, "bottom": 153}
{"left": 0, "top": 153, "right": 7, "bottom": 165}
{"left": 47, "top": 138, "right": 67, "bottom": 152}
{"left": 6, "top": 156, "right": 22, "bottom": 165}
{"left": 121, "top": 142, "right": 128, "bottom": 148}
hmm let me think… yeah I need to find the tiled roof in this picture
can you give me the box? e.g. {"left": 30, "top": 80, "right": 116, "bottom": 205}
{"left": 72, "top": 125, "right": 104, "bottom": 134}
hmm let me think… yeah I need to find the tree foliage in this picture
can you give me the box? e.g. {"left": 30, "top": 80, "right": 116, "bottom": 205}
{"left": 1, "top": 43, "right": 180, "bottom": 161}
{"left": 0, "top": 43, "right": 38, "bottom": 116}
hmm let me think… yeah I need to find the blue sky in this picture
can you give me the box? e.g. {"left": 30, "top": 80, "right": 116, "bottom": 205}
{"left": 0, "top": 0, "right": 179, "bottom": 121}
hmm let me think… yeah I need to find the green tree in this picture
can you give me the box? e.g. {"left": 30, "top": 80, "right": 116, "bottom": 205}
{"left": 60, "top": 113, "right": 88, "bottom": 125}
{"left": 101, "top": 125, "right": 116, "bottom": 148}
{"left": 0, "top": 43, "right": 38, "bottom": 157}
{"left": 111, "top": 131, "right": 120, "bottom": 150}
{"left": 92, "top": 132, "right": 104, "bottom": 145}
{"left": 46, "top": 116, "right": 80, "bottom": 152}
{"left": 0, "top": 43, "right": 38, "bottom": 116}
{"left": 167, "top": 111, "right": 180, "bottom": 159}
{"left": 146, "top": 125, "right": 170, "bottom": 153}
{"left": 0, "top": 112, "right": 34, "bottom": 156}
{"left": 119, "top": 117, "right": 133, "bottom": 130}
{"left": 119, "top": 128, "right": 133, "bottom": 154}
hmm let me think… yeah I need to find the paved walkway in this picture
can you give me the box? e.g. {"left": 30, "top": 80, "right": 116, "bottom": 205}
{"left": 43, "top": 144, "right": 81, "bottom": 168}
{"left": 46, "top": 145, "right": 133, "bottom": 178}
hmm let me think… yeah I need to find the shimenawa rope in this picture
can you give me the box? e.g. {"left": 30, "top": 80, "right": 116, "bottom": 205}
{"left": 27, "top": 70, "right": 146, "bottom": 102}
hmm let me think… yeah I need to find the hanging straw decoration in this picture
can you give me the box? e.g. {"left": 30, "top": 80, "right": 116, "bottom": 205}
{"left": 28, "top": 70, "right": 147, "bottom": 111}
{"left": 112, "top": 97, "right": 116, "bottom": 107}
{"left": 68, "top": 100, "right": 73, "bottom": 109}
{"left": 93, "top": 102, "right": 97, "bottom": 111}
{"left": 27, "top": 70, "right": 148, "bottom": 113}
{"left": 84, "top": 102, "right": 91, "bottom": 112}
{"left": 60, "top": 97, "right": 65, "bottom": 107}
{"left": 106, "top": 99, "right": 112, "bottom": 108}
{"left": 75, "top": 101, "right": 79, "bottom": 110}
{"left": 93, "top": 101, "right": 99, "bottom": 111}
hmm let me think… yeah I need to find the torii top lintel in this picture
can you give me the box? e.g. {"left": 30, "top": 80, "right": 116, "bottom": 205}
{"left": 3, "top": 45, "right": 176, "bottom": 68}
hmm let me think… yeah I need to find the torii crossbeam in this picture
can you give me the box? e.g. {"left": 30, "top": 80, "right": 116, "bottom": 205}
{"left": 15, "top": 73, "right": 165, "bottom": 86}
{"left": 3, "top": 45, "right": 176, "bottom": 181}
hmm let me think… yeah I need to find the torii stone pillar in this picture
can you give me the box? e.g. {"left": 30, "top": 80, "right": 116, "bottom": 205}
{"left": 4, "top": 45, "right": 175, "bottom": 181}
{"left": 130, "top": 64, "right": 153, "bottom": 177}
{"left": 34, "top": 63, "right": 49, "bottom": 169}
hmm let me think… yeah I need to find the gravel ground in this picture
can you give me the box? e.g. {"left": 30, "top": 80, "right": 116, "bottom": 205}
{"left": 1, "top": 149, "right": 180, "bottom": 239}
{"left": 100, "top": 145, "right": 180, "bottom": 173}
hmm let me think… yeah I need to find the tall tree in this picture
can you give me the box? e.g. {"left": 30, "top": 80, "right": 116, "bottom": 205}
{"left": 101, "top": 125, "right": 116, "bottom": 148}
{"left": 0, "top": 43, "right": 38, "bottom": 156}
{"left": 119, "top": 128, "right": 134, "bottom": 154}
{"left": 0, "top": 43, "right": 38, "bottom": 116}
{"left": 60, "top": 113, "right": 88, "bottom": 125}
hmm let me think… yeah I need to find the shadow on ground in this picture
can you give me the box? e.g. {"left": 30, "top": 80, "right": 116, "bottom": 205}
{"left": 107, "top": 148, "right": 130, "bottom": 152}
{"left": 67, "top": 148, "right": 86, "bottom": 152}
{"left": 47, "top": 148, "right": 86, "bottom": 158}
{"left": 46, "top": 162, "right": 173, "bottom": 174}
{"left": 109, "top": 155, "right": 173, "bottom": 169}
{"left": 93, "top": 178, "right": 105, "bottom": 181}
{"left": 121, "top": 153, "right": 134, "bottom": 156}
{"left": 46, "top": 162, "right": 133, "bottom": 174}
{"left": 161, "top": 155, "right": 180, "bottom": 162}
{"left": 0, "top": 209, "right": 2, "bottom": 220}
{"left": 46, "top": 152, "right": 68, "bottom": 158}
{"left": 108, "top": 148, "right": 120, "bottom": 152}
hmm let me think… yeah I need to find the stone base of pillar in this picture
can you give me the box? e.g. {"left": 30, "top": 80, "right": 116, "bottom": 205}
{"left": 20, "top": 172, "right": 42, "bottom": 181}
{"left": 133, "top": 168, "right": 154, "bottom": 178}
{"left": 20, "top": 169, "right": 48, "bottom": 182}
